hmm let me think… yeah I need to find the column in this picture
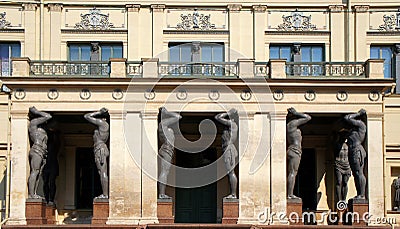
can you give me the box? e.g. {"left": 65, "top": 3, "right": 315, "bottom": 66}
{"left": 253, "top": 5, "right": 267, "bottom": 61}
{"left": 127, "top": 5, "right": 141, "bottom": 60}
{"left": 139, "top": 111, "right": 159, "bottom": 224}
{"left": 354, "top": 5, "right": 370, "bottom": 61}
{"left": 107, "top": 111, "right": 142, "bottom": 224}
{"left": 395, "top": 45, "right": 400, "bottom": 94}
{"left": 151, "top": 5, "right": 165, "bottom": 58}
{"left": 48, "top": 4, "right": 63, "bottom": 60}
{"left": 8, "top": 111, "right": 29, "bottom": 225}
{"left": 22, "top": 4, "right": 37, "bottom": 59}
{"left": 367, "top": 112, "right": 384, "bottom": 225}
{"left": 329, "top": 5, "right": 345, "bottom": 61}
{"left": 269, "top": 112, "right": 287, "bottom": 223}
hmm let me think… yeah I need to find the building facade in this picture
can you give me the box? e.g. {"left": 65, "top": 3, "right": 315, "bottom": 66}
{"left": 0, "top": 0, "right": 399, "bottom": 226}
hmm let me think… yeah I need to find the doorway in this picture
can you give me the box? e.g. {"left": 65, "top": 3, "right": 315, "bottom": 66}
{"left": 172, "top": 113, "right": 221, "bottom": 223}
{"left": 175, "top": 148, "right": 217, "bottom": 223}
{"left": 294, "top": 148, "right": 317, "bottom": 210}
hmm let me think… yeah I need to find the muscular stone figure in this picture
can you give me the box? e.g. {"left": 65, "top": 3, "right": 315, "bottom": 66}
{"left": 215, "top": 108, "right": 238, "bottom": 199}
{"left": 158, "top": 107, "right": 181, "bottom": 199}
{"left": 28, "top": 106, "right": 52, "bottom": 199}
{"left": 334, "top": 131, "right": 351, "bottom": 202}
{"left": 84, "top": 108, "right": 110, "bottom": 199}
{"left": 344, "top": 109, "right": 367, "bottom": 199}
{"left": 286, "top": 107, "right": 311, "bottom": 199}
{"left": 393, "top": 176, "right": 400, "bottom": 210}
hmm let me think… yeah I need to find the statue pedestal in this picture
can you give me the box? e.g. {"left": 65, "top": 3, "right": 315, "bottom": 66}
{"left": 25, "top": 198, "right": 46, "bottom": 225}
{"left": 348, "top": 198, "right": 368, "bottom": 226}
{"left": 92, "top": 198, "right": 109, "bottom": 224}
{"left": 222, "top": 198, "right": 239, "bottom": 224}
{"left": 45, "top": 204, "right": 56, "bottom": 224}
{"left": 157, "top": 198, "right": 174, "bottom": 223}
{"left": 287, "top": 198, "right": 303, "bottom": 225}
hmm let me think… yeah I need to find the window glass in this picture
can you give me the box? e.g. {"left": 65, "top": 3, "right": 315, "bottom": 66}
{"left": 101, "top": 46, "right": 111, "bottom": 61}
{"left": 201, "top": 45, "right": 212, "bottom": 62}
{"left": 212, "top": 45, "right": 224, "bottom": 62}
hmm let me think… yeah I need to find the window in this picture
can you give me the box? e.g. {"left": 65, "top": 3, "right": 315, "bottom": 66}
{"left": 370, "top": 46, "right": 395, "bottom": 79}
{"left": 168, "top": 42, "right": 224, "bottom": 63}
{"left": 0, "top": 42, "right": 20, "bottom": 76}
{"left": 270, "top": 44, "right": 325, "bottom": 76}
{"left": 269, "top": 44, "right": 324, "bottom": 62}
{"left": 167, "top": 42, "right": 225, "bottom": 76}
{"left": 68, "top": 43, "right": 122, "bottom": 61}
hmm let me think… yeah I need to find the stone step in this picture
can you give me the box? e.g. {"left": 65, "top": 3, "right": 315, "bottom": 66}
{"left": 2, "top": 224, "right": 392, "bottom": 229}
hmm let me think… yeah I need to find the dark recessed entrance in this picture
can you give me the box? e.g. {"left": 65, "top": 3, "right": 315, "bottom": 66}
{"left": 173, "top": 114, "right": 220, "bottom": 223}
{"left": 75, "top": 147, "right": 102, "bottom": 209}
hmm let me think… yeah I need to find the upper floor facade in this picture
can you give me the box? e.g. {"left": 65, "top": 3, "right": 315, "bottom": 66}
{"left": 0, "top": 0, "right": 398, "bottom": 80}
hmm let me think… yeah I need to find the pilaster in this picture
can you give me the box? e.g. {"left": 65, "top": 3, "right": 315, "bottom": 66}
{"left": 269, "top": 111, "right": 287, "bottom": 223}
{"left": 139, "top": 111, "right": 159, "bottom": 224}
{"left": 48, "top": 4, "right": 63, "bottom": 60}
{"left": 127, "top": 5, "right": 141, "bottom": 60}
{"left": 329, "top": 5, "right": 345, "bottom": 61}
{"left": 354, "top": 5, "right": 370, "bottom": 61}
{"left": 367, "top": 112, "right": 384, "bottom": 225}
{"left": 107, "top": 111, "right": 141, "bottom": 224}
{"left": 151, "top": 5, "right": 165, "bottom": 58}
{"left": 22, "top": 4, "right": 37, "bottom": 59}
{"left": 253, "top": 5, "right": 267, "bottom": 61}
{"left": 8, "top": 111, "right": 29, "bottom": 225}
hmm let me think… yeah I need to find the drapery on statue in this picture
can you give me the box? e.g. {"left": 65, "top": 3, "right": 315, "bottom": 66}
{"left": 393, "top": 175, "right": 400, "bottom": 210}
{"left": 84, "top": 108, "right": 110, "bottom": 199}
{"left": 344, "top": 109, "right": 367, "bottom": 199}
{"left": 158, "top": 107, "right": 181, "bottom": 199}
{"left": 28, "top": 106, "right": 52, "bottom": 199}
{"left": 286, "top": 107, "right": 311, "bottom": 199}
{"left": 334, "top": 130, "right": 351, "bottom": 202}
{"left": 43, "top": 128, "right": 60, "bottom": 206}
{"left": 215, "top": 108, "right": 238, "bottom": 199}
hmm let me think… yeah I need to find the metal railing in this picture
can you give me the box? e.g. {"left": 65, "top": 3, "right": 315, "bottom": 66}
{"left": 285, "top": 62, "right": 366, "bottom": 77}
{"left": 30, "top": 61, "right": 110, "bottom": 77}
{"left": 158, "top": 62, "right": 238, "bottom": 77}
{"left": 254, "top": 62, "right": 270, "bottom": 77}
{"left": 126, "top": 61, "right": 143, "bottom": 77}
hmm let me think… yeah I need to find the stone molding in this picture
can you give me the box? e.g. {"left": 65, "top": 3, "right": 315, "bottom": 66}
{"left": 252, "top": 5, "right": 267, "bottom": 13}
{"left": 227, "top": 4, "right": 242, "bottom": 12}
{"left": 48, "top": 4, "right": 63, "bottom": 12}
{"left": 329, "top": 5, "right": 344, "bottom": 13}
{"left": 127, "top": 4, "right": 140, "bottom": 12}
{"left": 23, "top": 4, "right": 37, "bottom": 11}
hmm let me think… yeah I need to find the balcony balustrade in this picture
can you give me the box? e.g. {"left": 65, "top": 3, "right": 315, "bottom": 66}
{"left": 6, "top": 58, "right": 386, "bottom": 79}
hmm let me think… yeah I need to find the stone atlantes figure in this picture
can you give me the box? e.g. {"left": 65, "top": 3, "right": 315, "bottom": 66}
{"left": 158, "top": 107, "right": 182, "bottom": 199}
{"left": 215, "top": 108, "right": 238, "bottom": 199}
{"left": 28, "top": 106, "right": 52, "bottom": 199}
{"left": 334, "top": 131, "right": 352, "bottom": 202}
{"left": 344, "top": 109, "right": 367, "bottom": 199}
{"left": 286, "top": 107, "right": 311, "bottom": 199}
{"left": 84, "top": 108, "right": 110, "bottom": 199}
{"left": 393, "top": 175, "right": 400, "bottom": 210}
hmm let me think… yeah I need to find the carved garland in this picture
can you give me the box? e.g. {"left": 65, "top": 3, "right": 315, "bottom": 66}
{"left": 177, "top": 10, "right": 216, "bottom": 30}
{"left": 277, "top": 11, "right": 316, "bottom": 31}
{"left": 0, "top": 12, "right": 11, "bottom": 29}
{"left": 379, "top": 10, "right": 400, "bottom": 31}
{"left": 75, "top": 8, "right": 114, "bottom": 30}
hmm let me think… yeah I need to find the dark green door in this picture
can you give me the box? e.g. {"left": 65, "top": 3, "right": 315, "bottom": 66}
{"left": 175, "top": 183, "right": 217, "bottom": 223}
{"left": 175, "top": 148, "right": 217, "bottom": 223}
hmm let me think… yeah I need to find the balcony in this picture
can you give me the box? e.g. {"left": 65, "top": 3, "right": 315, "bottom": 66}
{"left": 6, "top": 58, "right": 386, "bottom": 80}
